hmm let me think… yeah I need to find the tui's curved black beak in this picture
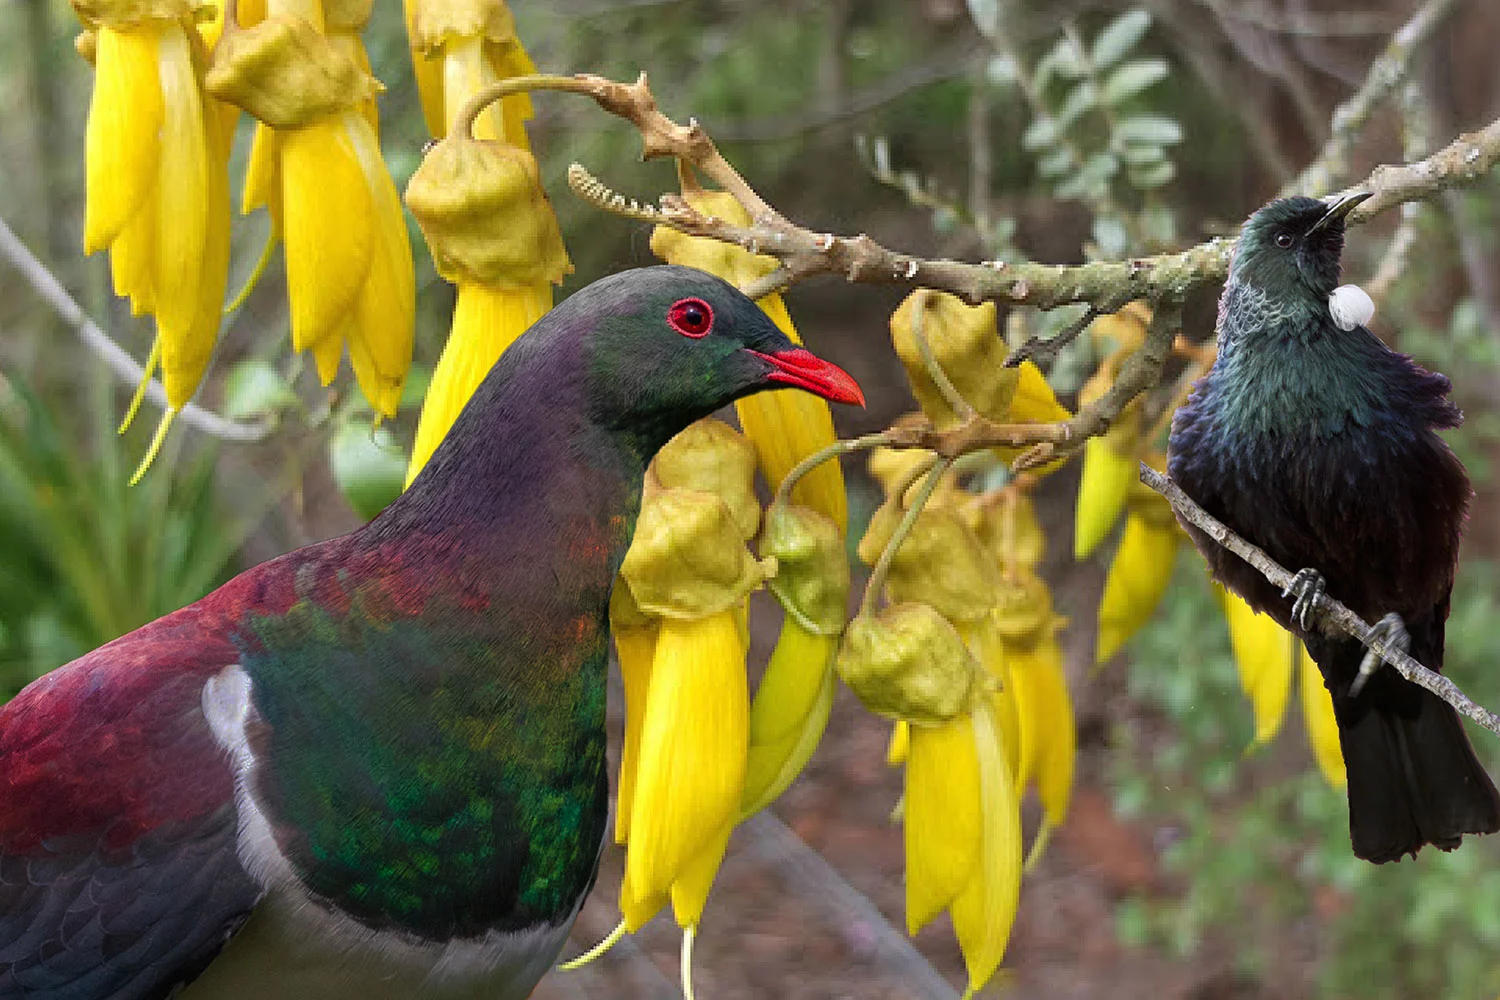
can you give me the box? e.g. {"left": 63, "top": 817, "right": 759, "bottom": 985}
{"left": 1307, "top": 190, "right": 1373, "bottom": 235}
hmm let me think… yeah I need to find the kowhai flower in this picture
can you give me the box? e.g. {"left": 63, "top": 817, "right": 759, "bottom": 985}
{"left": 75, "top": 0, "right": 231, "bottom": 472}
{"left": 651, "top": 188, "right": 846, "bottom": 836}
{"left": 1222, "top": 587, "right": 1345, "bottom": 787}
{"left": 400, "top": 0, "right": 564, "bottom": 483}
{"left": 208, "top": 0, "right": 414, "bottom": 418}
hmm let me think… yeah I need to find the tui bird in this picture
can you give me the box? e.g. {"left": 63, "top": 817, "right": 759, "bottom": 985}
{"left": 1169, "top": 193, "right": 1500, "bottom": 863}
{"left": 0, "top": 265, "right": 863, "bottom": 999}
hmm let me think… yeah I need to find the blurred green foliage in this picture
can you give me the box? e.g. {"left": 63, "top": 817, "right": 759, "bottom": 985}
{"left": 0, "top": 375, "right": 242, "bottom": 696}
{"left": 1113, "top": 556, "right": 1500, "bottom": 999}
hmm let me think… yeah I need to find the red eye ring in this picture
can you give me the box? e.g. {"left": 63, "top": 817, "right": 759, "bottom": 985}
{"left": 667, "top": 297, "right": 714, "bottom": 338}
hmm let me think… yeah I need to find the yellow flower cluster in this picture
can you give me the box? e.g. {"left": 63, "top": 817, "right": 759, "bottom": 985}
{"left": 73, "top": 0, "right": 232, "bottom": 475}
{"left": 401, "top": 0, "right": 566, "bottom": 483}
{"left": 565, "top": 182, "right": 850, "bottom": 995}
{"left": 72, "top": 0, "right": 421, "bottom": 475}
{"left": 208, "top": 0, "right": 414, "bottom": 418}
{"left": 612, "top": 420, "right": 767, "bottom": 942}
{"left": 845, "top": 289, "right": 1078, "bottom": 996}
{"left": 1081, "top": 303, "right": 1343, "bottom": 786}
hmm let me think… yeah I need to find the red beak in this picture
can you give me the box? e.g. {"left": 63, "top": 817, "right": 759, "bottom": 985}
{"left": 746, "top": 348, "right": 866, "bottom": 407}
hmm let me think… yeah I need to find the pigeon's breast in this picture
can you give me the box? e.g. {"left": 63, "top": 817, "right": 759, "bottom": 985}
{"left": 178, "top": 888, "right": 579, "bottom": 1000}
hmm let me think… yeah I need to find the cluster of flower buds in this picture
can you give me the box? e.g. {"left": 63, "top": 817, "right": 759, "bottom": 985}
{"left": 836, "top": 288, "right": 1086, "bottom": 996}
{"left": 1081, "top": 303, "right": 1344, "bottom": 786}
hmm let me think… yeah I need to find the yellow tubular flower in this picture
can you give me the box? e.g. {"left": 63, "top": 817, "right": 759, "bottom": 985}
{"left": 208, "top": 0, "right": 415, "bottom": 418}
{"left": 610, "top": 585, "right": 658, "bottom": 846}
{"left": 596, "top": 422, "right": 764, "bottom": 978}
{"left": 1095, "top": 508, "right": 1177, "bottom": 664}
{"left": 650, "top": 192, "right": 846, "bottom": 834}
{"left": 1072, "top": 359, "right": 1142, "bottom": 558}
{"left": 621, "top": 611, "right": 748, "bottom": 930}
{"left": 904, "top": 695, "right": 1022, "bottom": 997}
{"left": 401, "top": 3, "right": 559, "bottom": 483}
{"left": 80, "top": 6, "right": 231, "bottom": 467}
{"left": 1220, "top": 586, "right": 1294, "bottom": 746}
{"left": 1301, "top": 645, "right": 1346, "bottom": 788}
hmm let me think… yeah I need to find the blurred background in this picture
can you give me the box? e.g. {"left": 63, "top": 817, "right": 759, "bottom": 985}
{"left": 2, "top": 0, "right": 1500, "bottom": 996}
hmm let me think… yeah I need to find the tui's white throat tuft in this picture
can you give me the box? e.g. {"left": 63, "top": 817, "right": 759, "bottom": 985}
{"left": 1328, "top": 283, "right": 1375, "bottom": 332}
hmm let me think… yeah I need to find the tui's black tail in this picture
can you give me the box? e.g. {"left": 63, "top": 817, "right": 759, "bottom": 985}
{"left": 1329, "top": 644, "right": 1500, "bottom": 863}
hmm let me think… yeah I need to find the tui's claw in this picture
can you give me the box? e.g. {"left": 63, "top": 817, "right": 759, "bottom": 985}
{"left": 1282, "top": 568, "right": 1328, "bottom": 633}
{"left": 1352, "top": 612, "right": 1409, "bottom": 698}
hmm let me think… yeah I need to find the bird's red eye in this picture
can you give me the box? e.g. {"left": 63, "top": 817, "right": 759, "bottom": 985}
{"left": 667, "top": 298, "right": 714, "bottom": 338}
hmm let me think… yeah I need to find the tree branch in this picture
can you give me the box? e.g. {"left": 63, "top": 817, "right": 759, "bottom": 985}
{"left": 1138, "top": 462, "right": 1500, "bottom": 739}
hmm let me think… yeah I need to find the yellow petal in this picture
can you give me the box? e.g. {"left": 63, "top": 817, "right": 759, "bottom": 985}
{"left": 442, "top": 33, "right": 503, "bottom": 140}
{"left": 1073, "top": 435, "right": 1137, "bottom": 559}
{"left": 161, "top": 92, "right": 233, "bottom": 408}
{"left": 741, "top": 625, "right": 836, "bottom": 816}
{"left": 1013, "top": 638, "right": 1075, "bottom": 827}
{"left": 623, "top": 612, "right": 748, "bottom": 906}
{"left": 345, "top": 111, "right": 416, "bottom": 417}
{"left": 733, "top": 294, "right": 846, "bottom": 531}
{"left": 670, "top": 821, "right": 733, "bottom": 929}
{"left": 1300, "top": 645, "right": 1346, "bottom": 788}
{"left": 904, "top": 713, "right": 981, "bottom": 931}
{"left": 110, "top": 187, "right": 159, "bottom": 314}
{"left": 406, "top": 282, "right": 550, "bottom": 484}
{"left": 1095, "top": 513, "right": 1177, "bottom": 663}
{"left": 619, "top": 862, "right": 667, "bottom": 933}
{"left": 1007, "top": 360, "right": 1070, "bottom": 424}
{"left": 151, "top": 21, "right": 210, "bottom": 350}
{"left": 962, "top": 615, "right": 1021, "bottom": 781}
{"left": 280, "top": 115, "right": 372, "bottom": 352}
{"left": 949, "top": 695, "right": 1022, "bottom": 996}
{"left": 243, "top": 121, "right": 283, "bottom": 220}
{"left": 886, "top": 720, "right": 909, "bottom": 766}
{"left": 84, "top": 25, "right": 163, "bottom": 254}
{"left": 613, "top": 622, "right": 658, "bottom": 845}
{"left": 1221, "top": 587, "right": 1294, "bottom": 746}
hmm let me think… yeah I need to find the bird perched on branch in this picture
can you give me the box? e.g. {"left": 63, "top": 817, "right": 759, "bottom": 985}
{"left": 1168, "top": 193, "right": 1500, "bottom": 863}
{"left": 0, "top": 265, "right": 863, "bottom": 999}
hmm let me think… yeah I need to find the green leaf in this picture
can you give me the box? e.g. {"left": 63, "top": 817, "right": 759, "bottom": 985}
{"left": 1129, "top": 159, "right": 1176, "bottom": 188}
{"left": 1119, "top": 142, "right": 1166, "bottom": 166}
{"left": 1034, "top": 36, "right": 1086, "bottom": 90}
{"left": 1113, "top": 115, "right": 1182, "bottom": 146}
{"left": 1092, "top": 9, "right": 1152, "bottom": 69}
{"left": 1036, "top": 146, "right": 1075, "bottom": 178}
{"left": 1021, "top": 116, "right": 1061, "bottom": 151}
{"left": 399, "top": 363, "right": 433, "bottom": 410}
{"left": 328, "top": 420, "right": 408, "bottom": 521}
{"left": 1092, "top": 215, "right": 1129, "bottom": 258}
{"left": 1101, "top": 57, "right": 1170, "bottom": 104}
{"left": 222, "top": 359, "right": 295, "bottom": 420}
{"left": 1055, "top": 80, "right": 1098, "bottom": 130}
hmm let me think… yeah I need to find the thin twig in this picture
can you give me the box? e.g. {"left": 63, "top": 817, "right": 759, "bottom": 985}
{"left": 0, "top": 216, "right": 273, "bottom": 443}
{"left": 1003, "top": 304, "right": 1107, "bottom": 368}
{"left": 909, "top": 290, "right": 975, "bottom": 419}
{"left": 860, "top": 459, "right": 953, "bottom": 620}
{"left": 1288, "top": 0, "right": 1463, "bottom": 197}
{"left": 1139, "top": 463, "right": 1500, "bottom": 738}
